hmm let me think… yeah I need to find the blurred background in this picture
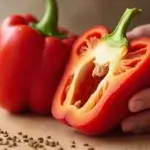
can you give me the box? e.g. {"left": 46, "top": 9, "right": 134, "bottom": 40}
{"left": 0, "top": 0, "right": 149, "bottom": 34}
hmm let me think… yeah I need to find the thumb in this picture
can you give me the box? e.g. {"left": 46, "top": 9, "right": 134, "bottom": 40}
{"left": 127, "top": 24, "right": 150, "bottom": 40}
{"left": 128, "top": 88, "right": 150, "bottom": 113}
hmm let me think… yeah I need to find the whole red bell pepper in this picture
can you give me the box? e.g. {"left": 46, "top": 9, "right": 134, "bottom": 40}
{"left": 0, "top": 0, "right": 78, "bottom": 115}
{"left": 52, "top": 8, "right": 150, "bottom": 135}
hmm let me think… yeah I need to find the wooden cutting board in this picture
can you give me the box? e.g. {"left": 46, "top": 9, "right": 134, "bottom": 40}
{"left": 0, "top": 109, "right": 149, "bottom": 150}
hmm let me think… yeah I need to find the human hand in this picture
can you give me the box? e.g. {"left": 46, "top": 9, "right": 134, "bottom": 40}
{"left": 121, "top": 89, "right": 150, "bottom": 134}
{"left": 127, "top": 24, "right": 150, "bottom": 40}
{"left": 121, "top": 24, "right": 150, "bottom": 134}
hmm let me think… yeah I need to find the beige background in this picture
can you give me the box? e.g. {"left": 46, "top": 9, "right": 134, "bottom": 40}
{"left": 0, "top": 0, "right": 149, "bottom": 34}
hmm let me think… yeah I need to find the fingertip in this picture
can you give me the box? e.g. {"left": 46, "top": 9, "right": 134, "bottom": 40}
{"left": 121, "top": 119, "right": 136, "bottom": 133}
{"left": 126, "top": 32, "right": 134, "bottom": 40}
{"left": 129, "top": 88, "right": 150, "bottom": 112}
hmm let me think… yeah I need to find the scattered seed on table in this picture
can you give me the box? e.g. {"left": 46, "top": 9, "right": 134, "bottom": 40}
{"left": 23, "top": 135, "right": 28, "bottom": 138}
{"left": 71, "top": 144, "right": 76, "bottom": 148}
{"left": 39, "top": 144, "right": 44, "bottom": 148}
{"left": 12, "top": 136, "right": 17, "bottom": 141}
{"left": 72, "top": 140, "right": 76, "bottom": 144}
{"left": 49, "top": 141, "right": 56, "bottom": 147}
{"left": 18, "top": 132, "right": 22, "bottom": 136}
{"left": 38, "top": 137, "right": 44, "bottom": 143}
{"left": 18, "top": 139, "right": 21, "bottom": 142}
{"left": 24, "top": 139, "right": 29, "bottom": 143}
{"left": 3, "top": 141, "right": 9, "bottom": 145}
{"left": 45, "top": 140, "right": 50, "bottom": 146}
{"left": 4, "top": 134, "right": 9, "bottom": 137}
{"left": 0, "top": 131, "right": 4, "bottom": 134}
{"left": 56, "top": 141, "right": 60, "bottom": 145}
{"left": 29, "top": 137, "right": 33, "bottom": 140}
{"left": 13, "top": 142, "right": 17, "bottom": 146}
{"left": 88, "top": 147, "right": 95, "bottom": 150}
{"left": 4, "top": 131, "right": 8, "bottom": 134}
{"left": 57, "top": 147, "right": 64, "bottom": 150}
{"left": 8, "top": 145, "right": 12, "bottom": 148}
{"left": 0, "top": 138, "right": 3, "bottom": 141}
{"left": 6, "top": 137, "right": 12, "bottom": 141}
{"left": 83, "top": 143, "right": 89, "bottom": 147}
{"left": 34, "top": 143, "right": 39, "bottom": 149}
{"left": 47, "top": 136, "right": 51, "bottom": 139}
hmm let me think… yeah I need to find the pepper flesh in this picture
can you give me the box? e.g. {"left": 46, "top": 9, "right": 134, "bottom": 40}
{"left": 52, "top": 8, "right": 150, "bottom": 135}
{"left": 0, "top": 0, "right": 78, "bottom": 115}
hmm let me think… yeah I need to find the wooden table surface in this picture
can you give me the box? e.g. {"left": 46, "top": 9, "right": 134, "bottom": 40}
{"left": 0, "top": 109, "right": 149, "bottom": 150}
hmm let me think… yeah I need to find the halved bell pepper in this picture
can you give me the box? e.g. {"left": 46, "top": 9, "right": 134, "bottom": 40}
{"left": 52, "top": 8, "right": 150, "bottom": 135}
{"left": 0, "top": 0, "right": 78, "bottom": 115}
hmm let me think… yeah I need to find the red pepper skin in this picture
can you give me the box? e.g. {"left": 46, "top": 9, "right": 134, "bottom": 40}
{"left": 23, "top": 14, "right": 38, "bottom": 24}
{"left": 52, "top": 8, "right": 150, "bottom": 135}
{"left": 0, "top": 13, "right": 77, "bottom": 115}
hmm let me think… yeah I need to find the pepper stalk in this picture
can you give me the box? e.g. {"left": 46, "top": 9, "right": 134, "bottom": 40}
{"left": 30, "top": 0, "right": 66, "bottom": 38}
{"left": 93, "top": 8, "right": 141, "bottom": 77}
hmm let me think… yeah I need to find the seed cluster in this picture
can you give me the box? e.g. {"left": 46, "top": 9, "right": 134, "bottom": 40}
{"left": 0, "top": 128, "right": 96, "bottom": 150}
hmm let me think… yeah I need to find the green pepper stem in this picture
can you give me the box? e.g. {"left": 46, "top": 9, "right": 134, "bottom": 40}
{"left": 103, "top": 8, "right": 141, "bottom": 46}
{"left": 31, "top": 0, "right": 66, "bottom": 38}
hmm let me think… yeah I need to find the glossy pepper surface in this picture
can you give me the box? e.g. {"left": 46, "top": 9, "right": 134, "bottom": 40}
{"left": 0, "top": 0, "right": 78, "bottom": 115}
{"left": 52, "top": 8, "right": 150, "bottom": 135}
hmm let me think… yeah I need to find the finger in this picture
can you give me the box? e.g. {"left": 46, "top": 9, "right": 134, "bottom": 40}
{"left": 127, "top": 24, "right": 150, "bottom": 40}
{"left": 121, "top": 110, "right": 150, "bottom": 133}
{"left": 128, "top": 88, "right": 150, "bottom": 112}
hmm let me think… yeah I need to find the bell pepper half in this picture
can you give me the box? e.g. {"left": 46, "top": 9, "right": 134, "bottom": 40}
{"left": 52, "top": 8, "right": 150, "bottom": 135}
{"left": 0, "top": 0, "right": 78, "bottom": 115}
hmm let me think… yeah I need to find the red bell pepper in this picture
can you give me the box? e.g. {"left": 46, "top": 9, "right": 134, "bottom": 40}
{"left": 52, "top": 8, "right": 150, "bottom": 135}
{"left": 0, "top": 0, "right": 78, "bottom": 115}
{"left": 23, "top": 14, "right": 38, "bottom": 24}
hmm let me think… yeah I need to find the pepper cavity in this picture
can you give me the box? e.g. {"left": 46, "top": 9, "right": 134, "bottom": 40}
{"left": 62, "top": 57, "right": 109, "bottom": 111}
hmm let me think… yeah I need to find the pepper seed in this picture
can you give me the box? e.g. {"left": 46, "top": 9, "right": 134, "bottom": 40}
{"left": 83, "top": 143, "right": 89, "bottom": 146}
{"left": 71, "top": 144, "right": 76, "bottom": 148}
{"left": 88, "top": 147, "right": 95, "bottom": 150}
{"left": 0, "top": 131, "right": 4, "bottom": 134}
{"left": 38, "top": 137, "right": 44, "bottom": 143}
{"left": 29, "top": 137, "right": 33, "bottom": 140}
{"left": 24, "top": 139, "right": 29, "bottom": 143}
{"left": 47, "top": 136, "right": 51, "bottom": 139}
{"left": 57, "top": 147, "right": 64, "bottom": 150}
{"left": 45, "top": 140, "right": 50, "bottom": 146}
{"left": 39, "top": 145, "right": 44, "bottom": 148}
{"left": 18, "top": 132, "right": 22, "bottom": 135}
{"left": 6, "top": 137, "right": 12, "bottom": 140}
{"left": 56, "top": 141, "right": 60, "bottom": 145}
{"left": 50, "top": 141, "right": 56, "bottom": 147}
{"left": 23, "top": 135, "right": 28, "bottom": 138}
